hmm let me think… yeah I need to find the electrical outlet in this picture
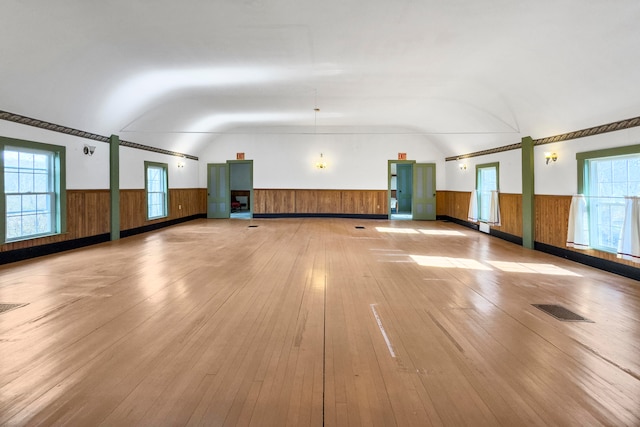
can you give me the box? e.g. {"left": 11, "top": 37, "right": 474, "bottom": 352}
{"left": 179, "top": 204, "right": 182, "bottom": 210}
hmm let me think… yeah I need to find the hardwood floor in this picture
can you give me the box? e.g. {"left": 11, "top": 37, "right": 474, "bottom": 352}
{"left": 0, "top": 218, "right": 638, "bottom": 426}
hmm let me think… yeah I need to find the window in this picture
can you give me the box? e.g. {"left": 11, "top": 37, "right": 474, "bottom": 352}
{"left": 476, "top": 162, "right": 499, "bottom": 222}
{"left": 145, "top": 162, "right": 168, "bottom": 219}
{"left": 578, "top": 146, "right": 640, "bottom": 252}
{"left": 1, "top": 137, "right": 66, "bottom": 243}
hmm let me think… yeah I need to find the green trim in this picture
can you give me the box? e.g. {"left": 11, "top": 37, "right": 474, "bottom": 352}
{"left": 144, "top": 161, "right": 169, "bottom": 220}
{"left": 110, "top": 135, "right": 120, "bottom": 241}
{"left": 474, "top": 162, "right": 500, "bottom": 190}
{"left": 576, "top": 144, "right": 640, "bottom": 194}
{"left": 521, "top": 136, "right": 535, "bottom": 249}
{"left": 387, "top": 159, "right": 416, "bottom": 216}
{"left": 0, "top": 136, "right": 66, "bottom": 243}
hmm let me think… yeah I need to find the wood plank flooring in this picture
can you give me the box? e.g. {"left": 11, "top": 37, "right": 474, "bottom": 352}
{"left": 0, "top": 218, "right": 639, "bottom": 426}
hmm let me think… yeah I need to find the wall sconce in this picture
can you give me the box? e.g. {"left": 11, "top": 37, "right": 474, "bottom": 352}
{"left": 177, "top": 161, "right": 185, "bottom": 168}
{"left": 315, "top": 153, "right": 327, "bottom": 169}
{"left": 458, "top": 162, "right": 467, "bottom": 170}
{"left": 544, "top": 152, "right": 558, "bottom": 164}
{"left": 83, "top": 144, "right": 95, "bottom": 156}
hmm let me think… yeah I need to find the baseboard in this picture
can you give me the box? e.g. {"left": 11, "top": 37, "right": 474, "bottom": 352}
{"left": 534, "top": 242, "right": 640, "bottom": 281}
{"left": 120, "top": 214, "right": 206, "bottom": 238}
{"left": 253, "top": 213, "right": 389, "bottom": 220}
{"left": 0, "top": 233, "right": 110, "bottom": 265}
{"left": 489, "top": 228, "right": 523, "bottom": 246}
{"left": 437, "top": 215, "right": 480, "bottom": 231}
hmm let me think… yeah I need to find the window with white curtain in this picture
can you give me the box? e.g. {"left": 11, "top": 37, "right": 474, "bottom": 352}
{"left": 476, "top": 163, "right": 499, "bottom": 222}
{"left": 145, "top": 162, "right": 168, "bottom": 219}
{"left": 583, "top": 153, "right": 640, "bottom": 252}
{"left": 1, "top": 138, "right": 66, "bottom": 243}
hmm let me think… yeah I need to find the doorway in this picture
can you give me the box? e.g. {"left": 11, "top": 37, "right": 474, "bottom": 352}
{"left": 389, "top": 160, "right": 414, "bottom": 220}
{"left": 207, "top": 160, "right": 254, "bottom": 219}
{"left": 229, "top": 161, "right": 253, "bottom": 219}
{"left": 388, "top": 160, "right": 437, "bottom": 220}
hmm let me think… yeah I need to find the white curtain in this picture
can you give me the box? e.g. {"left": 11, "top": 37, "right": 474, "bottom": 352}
{"left": 566, "top": 194, "right": 589, "bottom": 249}
{"left": 467, "top": 189, "right": 478, "bottom": 222}
{"left": 488, "top": 190, "right": 501, "bottom": 226}
{"left": 617, "top": 197, "right": 640, "bottom": 263}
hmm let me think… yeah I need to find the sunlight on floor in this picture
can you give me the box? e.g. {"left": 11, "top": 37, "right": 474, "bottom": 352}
{"left": 487, "top": 261, "right": 582, "bottom": 276}
{"left": 376, "top": 227, "right": 420, "bottom": 234}
{"left": 409, "top": 255, "right": 492, "bottom": 270}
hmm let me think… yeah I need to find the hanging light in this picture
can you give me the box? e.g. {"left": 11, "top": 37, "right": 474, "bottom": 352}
{"left": 316, "top": 152, "right": 327, "bottom": 169}
{"left": 313, "top": 103, "right": 327, "bottom": 169}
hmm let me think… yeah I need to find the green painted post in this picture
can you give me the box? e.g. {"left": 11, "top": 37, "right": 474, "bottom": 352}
{"left": 521, "top": 136, "right": 534, "bottom": 249}
{"left": 110, "top": 134, "right": 120, "bottom": 241}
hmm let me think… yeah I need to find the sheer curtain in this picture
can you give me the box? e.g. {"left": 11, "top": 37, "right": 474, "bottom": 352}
{"left": 566, "top": 194, "right": 589, "bottom": 249}
{"left": 487, "top": 190, "right": 501, "bottom": 226}
{"left": 617, "top": 196, "right": 640, "bottom": 263}
{"left": 467, "top": 189, "right": 478, "bottom": 222}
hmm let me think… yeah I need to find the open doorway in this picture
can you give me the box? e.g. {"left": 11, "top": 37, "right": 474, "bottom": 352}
{"left": 389, "top": 160, "right": 415, "bottom": 220}
{"left": 229, "top": 160, "right": 253, "bottom": 219}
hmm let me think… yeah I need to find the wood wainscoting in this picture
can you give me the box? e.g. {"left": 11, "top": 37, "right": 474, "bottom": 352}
{"left": 254, "top": 189, "right": 388, "bottom": 216}
{"left": 535, "top": 194, "right": 639, "bottom": 269}
{"left": 438, "top": 191, "right": 638, "bottom": 271}
{"left": 120, "top": 188, "right": 207, "bottom": 232}
{"left": 1, "top": 188, "right": 206, "bottom": 254}
{"left": 437, "top": 191, "right": 522, "bottom": 238}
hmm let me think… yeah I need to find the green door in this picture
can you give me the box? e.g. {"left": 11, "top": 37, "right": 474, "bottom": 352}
{"left": 207, "top": 163, "right": 229, "bottom": 218}
{"left": 397, "top": 163, "right": 413, "bottom": 214}
{"left": 413, "top": 163, "right": 436, "bottom": 220}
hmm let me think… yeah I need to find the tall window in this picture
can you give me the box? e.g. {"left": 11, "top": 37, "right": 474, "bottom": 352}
{"left": 1, "top": 138, "right": 66, "bottom": 243}
{"left": 579, "top": 148, "right": 640, "bottom": 252}
{"left": 145, "top": 162, "right": 168, "bottom": 219}
{"left": 476, "top": 162, "right": 499, "bottom": 222}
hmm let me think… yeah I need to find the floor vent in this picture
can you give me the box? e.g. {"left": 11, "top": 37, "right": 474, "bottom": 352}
{"left": 0, "top": 303, "right": 28, "bottom": 315}
{"left": 355, "top": 226, "right": 365, "bottom": 229}
{"left": 248, "top": 225, "right": 258, "bottom": 228}
{"left": 532, "top": 304, "right": 592, "bottom": 322}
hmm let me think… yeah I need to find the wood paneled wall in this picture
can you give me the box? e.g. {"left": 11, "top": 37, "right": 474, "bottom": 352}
{"left": 438, "top": 191, "right": 638, "bottom": 269}
{"left": 254, "top": 189, "right": 388, "bottom": 215}
{"left": 535, "top": 194, "right": 638, "bottom": 268}
{"left": 437, "top": 191, "right": 522, "bottom": 238}
{"left": 120, "top": 188, "right": 206, "bottom": 231}
{"left": 1, "top": 188, "right": 206, "bottom": 253}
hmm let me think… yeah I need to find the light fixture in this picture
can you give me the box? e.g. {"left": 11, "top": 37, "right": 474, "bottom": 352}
{"left": 83, "top": 144, "right": 95, "bottom": 156}
{"left": 545, "top": 152, "right": 558, "bottom": 164}
{"left": 177, "top": 161, "right": 185, "bottom": 168}
{"left": 316, "top": 153, "right": 327, "bottom": 169}
{"left": 457, "top": 157, "right": 467, "bottom": 170}
{"left": 313, "top": 99, "right": 327, "bottom": 170}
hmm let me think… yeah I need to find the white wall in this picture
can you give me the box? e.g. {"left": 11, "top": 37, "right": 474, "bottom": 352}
{"left": 198, "top": 133, "right": 446, "bottom": 190}
{"left": 0, "top": 121, "right": 199, "bottom": 190}
{"left": 119, "top": 146, "right": 199, "bottom": 189}
{"left": 535, "top": 127, "right": 640, "bottom": 195}
{"left": 445, "top": 148, "right": 522, "bottom": 194}
{"left": 0, "top": 120, "right": 110, "bottom": 190}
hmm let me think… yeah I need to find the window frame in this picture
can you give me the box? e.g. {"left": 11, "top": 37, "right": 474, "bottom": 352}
{"left": 145, "top": 161, "right": 169, "bottom": 220}
{"left": 577, "top": 143, "right": 640, "bottom": 253}
{"left": 475, "top": 162, "right": 500, "bottom": 222}
{"left": 0, "top": 136, "right": 66, "bottom": 243}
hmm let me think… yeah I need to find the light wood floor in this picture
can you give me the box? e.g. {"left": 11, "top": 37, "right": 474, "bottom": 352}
{"left": 0, "top": 218, "right": 639, "bottom": 426}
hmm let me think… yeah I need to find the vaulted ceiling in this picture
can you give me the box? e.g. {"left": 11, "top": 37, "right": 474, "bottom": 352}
{"left": 2, "top": 0, "right": 639, "bottom": 158}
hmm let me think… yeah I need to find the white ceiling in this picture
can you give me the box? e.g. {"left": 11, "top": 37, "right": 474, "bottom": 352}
{"left": 1, "top": 0, "right": 639, "bottom": 157}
